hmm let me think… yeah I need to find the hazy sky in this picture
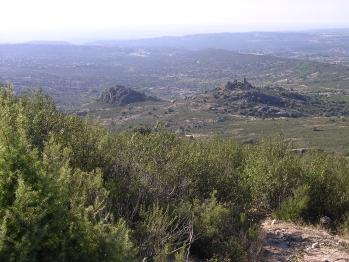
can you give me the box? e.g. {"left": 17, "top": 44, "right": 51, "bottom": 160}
{"left": 1, "top": 0, "right": 349, "bottom": 42}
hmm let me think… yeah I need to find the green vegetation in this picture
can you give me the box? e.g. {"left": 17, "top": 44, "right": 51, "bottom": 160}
{"left": 0, "top": 86, "right": 349, "bottom": 261}
{"left": 86, "top": 99, "right": 349, "bottom": 153}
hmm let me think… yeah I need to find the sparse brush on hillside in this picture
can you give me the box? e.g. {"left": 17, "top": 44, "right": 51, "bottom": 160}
{"left": 0, "top": 86, "right": 348, "bottom": 261}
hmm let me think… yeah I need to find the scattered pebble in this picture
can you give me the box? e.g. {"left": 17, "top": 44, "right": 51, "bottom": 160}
{"left": 312, "top": 242, "right": 320, "bottom": 249}
{"left": 260, "top": 219, "right": 349, "bottom": 261}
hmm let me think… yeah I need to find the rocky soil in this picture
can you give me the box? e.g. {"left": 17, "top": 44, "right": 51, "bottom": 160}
{"left": 256, "top": 218, "right": 349, "bottom": 262}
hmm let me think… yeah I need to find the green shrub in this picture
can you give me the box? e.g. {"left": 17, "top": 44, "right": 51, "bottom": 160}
{"left": 273, "top": 185, "right": 310, "bottom": 221}
{"left": 135, "top": 203, "right": 189, "bottom": 260}
{"left": 244, "top": 138, "right": 305, "bottom": 211}
{"left": 301, "top": 153, "right": 349, "bottom": 223}
{"left": 1, "top": 86, "right": 349, "bottom": 260}
{"left": 0, "top": 88, "right": 136, "bottom": 261}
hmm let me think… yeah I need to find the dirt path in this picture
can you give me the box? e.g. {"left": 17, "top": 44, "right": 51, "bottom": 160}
{"left": 257, "top": 219, "right": 349, "bottom": 262}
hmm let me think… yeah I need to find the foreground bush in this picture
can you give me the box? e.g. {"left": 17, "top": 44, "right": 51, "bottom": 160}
{"left": 0, "top": 88, "right": 135, "bottom": 261}
{"left": 0, "top": 86, "right": 348, "bottom": 261}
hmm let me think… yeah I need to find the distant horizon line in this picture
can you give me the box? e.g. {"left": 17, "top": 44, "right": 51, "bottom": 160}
{"left": 1, "top": 26, "right": 349, "bottom": 45}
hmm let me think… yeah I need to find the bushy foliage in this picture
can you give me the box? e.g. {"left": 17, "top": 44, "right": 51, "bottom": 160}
{"left": 301, "top": 154, "right": 349, "bottom": 223}
{"left": 0, "top": 87, "right": 135, "bottom": 261}
{"left": 244, "top": 138, "right": 305, "bottom": 211}
{"left": 0, "top": 86, "right": 349, "bottom": 261}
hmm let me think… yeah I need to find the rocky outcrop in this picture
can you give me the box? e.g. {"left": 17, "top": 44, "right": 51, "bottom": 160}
{"left": 224, "top": 78, "right": 254, "bottom": 90}
{"left": 193, "top": 79, "right": 345, "bottom": 118}
{"left": 99, "top": 85, "right": 158, "bottom": 106}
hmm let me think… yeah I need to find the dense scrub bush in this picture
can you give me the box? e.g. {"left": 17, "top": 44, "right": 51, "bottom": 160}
{"left": 1, "top": 86, "right": 349, "bottom": 261}
{"left": 0, "top": 88, "right": 135, "bottom": 261}
{"left": 300, "top": 154, "right": 349, "bottom": 223}
{"left": 244, "top": 138, "right": 305, "bottom": 211}
{"left": 273, "top": 185, "right": 310, "bottom": 221}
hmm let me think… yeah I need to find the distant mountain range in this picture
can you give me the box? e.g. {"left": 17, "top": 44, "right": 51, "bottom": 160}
{"left": 1, "top": 29, "right": 349, "bottom": 109}
{"left": 89, "top": 30, "right": 349, "bottom": 58}
{"left": 24, "top": 41, "right": 72, "bottom": 46}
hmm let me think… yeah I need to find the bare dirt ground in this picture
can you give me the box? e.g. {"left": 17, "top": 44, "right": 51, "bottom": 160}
{"left": 256, "top": 218, "right": 349, "bottom": 262}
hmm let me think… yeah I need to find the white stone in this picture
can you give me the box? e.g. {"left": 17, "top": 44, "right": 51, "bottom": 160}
{"left": 312, "top": 242, "right": 320, "bottom": 248}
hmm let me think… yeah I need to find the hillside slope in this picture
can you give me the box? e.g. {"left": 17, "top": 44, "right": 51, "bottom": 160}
{"left": 99, "top": 85, "right": 158, "bottom": 106}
